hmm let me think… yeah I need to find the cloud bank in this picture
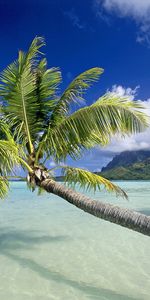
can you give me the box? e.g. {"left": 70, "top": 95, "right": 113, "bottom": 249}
{"left": 100, "top": 85, "right": 150, "bottom": 153}
{"left": 87, "top": 85, "right": 150, "bottom": 171}
{"left": 96, "top": 0, "right": 150, "bottom": 45}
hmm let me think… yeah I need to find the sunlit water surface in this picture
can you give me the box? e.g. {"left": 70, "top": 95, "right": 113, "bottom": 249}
{"left": 0, "top": 181, "right": 150, "bottom": 300}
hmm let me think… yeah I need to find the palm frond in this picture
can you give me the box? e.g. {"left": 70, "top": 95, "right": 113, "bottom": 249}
{"left": 0, "top": 120, "right": 23, "bottom": 175}
{"left": 0, "top": 177, "right": 9, "bottom": 199}
{"left": 26, "top": 36, "right": 45, "bottom": 65}
{"left": 2, "top": 61, "right": 38, "bottom": 152}
{"left": 61, "top": 166, "right": 127, "bottom": 199}
{"left": 36, "top": 59, "right": 61, "bottom": 102}
{"left": 0, "top": 38, "right": 45, "bottom": 152}
{"left": 0, "top": 37, "right": 62, "bottom": 153}
{"left": 0, "top": 122, "right": 22, "bottom": 199}
{"left": 34, "top": 59, "right": 62, "bottom": 126}
{"left": 0, "top": 140, "right": 19, "bottom": 174}
{"left": 50, "top": 67, "right": 104, "bottom": 126}
{"left": 40, "top": 95, "right": 149, "bottom": 161}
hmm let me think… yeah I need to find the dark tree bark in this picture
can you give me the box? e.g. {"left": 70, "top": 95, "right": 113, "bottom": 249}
{"left": 39, "top": 179, "right": 150, "bottom": 237}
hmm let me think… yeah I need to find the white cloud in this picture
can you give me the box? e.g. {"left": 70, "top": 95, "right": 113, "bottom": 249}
{"left": 86, "top": 85, "right": 150, "bottom": 170}
{"left": 96, "top": 0, "right": 150, "bottom": 45}
{"left": 108, "top": 84, "right": 140, "bottom": 100}
{"left": 49, "top": 161, "right": 68, "bottom": 168}
{"left": 64, "top": 9, "right": 85, "bottom": 30}
{"left": 100, "top": 85, "right": 150, "bottom": 153}
{"left": 101, "top": 0, "right": 150, "bottom": 18}
{"left": 49, "top": 161, "right": 56, "bottom": 167}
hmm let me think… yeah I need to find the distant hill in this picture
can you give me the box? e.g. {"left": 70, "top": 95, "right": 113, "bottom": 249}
{"left": 98, "top": 150, "right": 150, "bottom": 180}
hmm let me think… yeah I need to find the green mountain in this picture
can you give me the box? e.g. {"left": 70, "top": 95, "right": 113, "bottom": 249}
{"left": 98, "top": 150, "right": 150, "bottom": 180}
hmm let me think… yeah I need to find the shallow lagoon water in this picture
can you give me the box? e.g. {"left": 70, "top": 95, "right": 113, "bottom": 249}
{"left": 0, "top": 181, "right": 150, "bottom": 300}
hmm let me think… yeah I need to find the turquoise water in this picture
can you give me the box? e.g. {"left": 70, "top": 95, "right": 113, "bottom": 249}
{"left": 0, "top": 181, "right": 150, "bottom": 300}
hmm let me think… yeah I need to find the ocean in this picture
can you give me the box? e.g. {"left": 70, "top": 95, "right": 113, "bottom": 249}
{"left": 0, "top": 181, "right": 150, "bottom": 300}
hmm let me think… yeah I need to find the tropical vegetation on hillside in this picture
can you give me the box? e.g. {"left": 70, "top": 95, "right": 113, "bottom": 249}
{"left": 99, "top": 150, "right": 150, "bottom": 180}
{"left": 101, "top": 162, "right": 150, "bottom": 180}
{"left": 0, "top": 36, "right": 150, "bottom": 236}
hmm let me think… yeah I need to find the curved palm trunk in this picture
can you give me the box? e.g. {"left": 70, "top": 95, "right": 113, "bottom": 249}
{"left": 40, "top": 179, "right": 150, "bottom": 237}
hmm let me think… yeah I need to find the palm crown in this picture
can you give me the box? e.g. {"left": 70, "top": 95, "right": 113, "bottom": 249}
{"left": 0, "top": 36, "right": 149, "bottom": 198}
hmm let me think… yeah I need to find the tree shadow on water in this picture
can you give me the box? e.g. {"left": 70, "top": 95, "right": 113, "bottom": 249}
{"left": 5, "top": 252, "right": 140, "bottom": 300}
{"left": 0, "top": 229, "right": 70, "bottom": 251}
{"left": 0, "top": 228, "right": 142, "bottom": 300}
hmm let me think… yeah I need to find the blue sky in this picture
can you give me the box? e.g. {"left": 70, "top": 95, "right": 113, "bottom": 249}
{"left": 1, "top": 0, "right": 150, "bottom": 171}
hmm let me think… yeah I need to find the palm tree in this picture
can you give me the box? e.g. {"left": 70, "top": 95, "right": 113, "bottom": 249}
{"left": 0, "top": 37, "right": 150, "bottom": 236}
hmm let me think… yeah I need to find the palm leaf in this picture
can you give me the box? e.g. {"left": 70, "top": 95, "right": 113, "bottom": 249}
{"left": 0, "top": 37, "right": 45, "bottom": 153}
{"left": 0, "top": 38, "right": 62, "bottom": 153}
{"left": 1, "top": 59, "right": 37, "bottom": 153}
{"left": 0, "top": 125, "right": 22, "bottom": 175}
{"left": 0, "top": 140, "right": 20, "bottom": 174}
{"left": 25, "top": 36, "right": 45, "bottom": 65}
{"left": 34, "top": 59, "right": 62, "bottom": 128}
{"left": 61, "top": 166, "right": 127, "bottom": 199}
{"left": 0, "top": 177, "right": 9, "bottom": 199}
{"left": 50, "top": 67, "right": 104, "bottom": 126}
{"left": 0, "top": 121, "right": 22, "bottom": 199}
{"left": 36, "top": 67, "right": 103, "bottom": 161}
{"left": 40, "top": 95, "right": 149, "bottom": 161}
